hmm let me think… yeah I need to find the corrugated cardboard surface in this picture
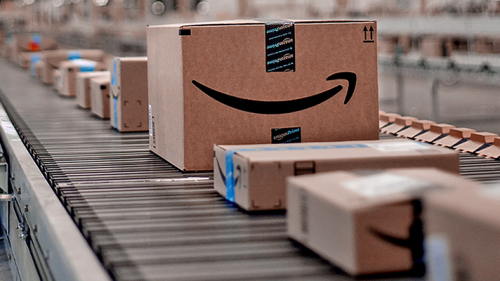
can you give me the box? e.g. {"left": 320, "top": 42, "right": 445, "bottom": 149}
{"left": 214, "top": 139, "right": 460, "bottom": 211}
{"left": 76, "top": 71, "right": 110, "bottom": 109}
{"left": 287, "top": 168, "right": 481, "bottom": 276}
{"left": 425, "top": 186, "right": 500, "bottom": 281}
{"left": 110, "top": 57, "right": 148, "bottom": 132}
{"left": 90, "top": 76, "right": 111, "bottom": 119}
{"left": 148, "top": 20, "right": 379, "bottom": 171}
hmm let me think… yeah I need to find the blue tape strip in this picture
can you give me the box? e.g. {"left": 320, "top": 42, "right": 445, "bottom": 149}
{"left": 30, "top": 54, "right": 41, "bottom": 76}
{"left": 79, "top": 65, "right": 95, "bottom": 72}
{"left": 224, "top": 143, "right": 368, "bottom": 203}
{"left": 68, "top": 51, "right": 81, "bottom": 60}
{"left": 113, "top": 97, "right": 118, "bottom": 129}
{"left": 111, "top": 58, "right": 117, "bottom": 86}
{"left": 32, "top": 34, "right": 41, "bottom": 44}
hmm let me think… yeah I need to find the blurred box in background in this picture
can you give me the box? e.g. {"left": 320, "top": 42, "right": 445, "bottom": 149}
{"left": 91, "top": 76, "right": 111, "bottom": 119}
{"left": 76, "top": 71, "right": 110, "bottom": 109}
{"left": 59, "top": 59, "right": 107, "bottom": 97}
{"left": 42, "top": 50, "right": 105, "bottom": 85}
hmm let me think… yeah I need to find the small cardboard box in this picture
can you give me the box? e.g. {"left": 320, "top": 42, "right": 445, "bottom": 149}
{"left": 59, "top": 59, "right": 106, "bottom": 97}
{"left": 20, "top": 52, "right": 42, "bottom": 70}
{"left": 53, "top": 69, "right": 63, "bottom": 93}
{"left": 42, "top": 49, "right": 105, "bottom": 85}
{"left": 287, "top": 168, "right": 480, "bottom": 276}
{"left": 425, "top": 185, "right": 500, "bottom": 281}
{"left": 35, "top": 60, "right": 45, "bottom": 80}
{"left": 109, "top": 57, "right": 148, "bottom": 132}
{"left": 214, "top": 139, "right": 460, "bottom": 211}
{"left": 90, "top": 76, "right": 111, "bottom": 119}
{"left": 148, "top": 20, "right": 379, "bottom": 171}
{"left": 76, "top": 71, "right": 110, "bottom": 109}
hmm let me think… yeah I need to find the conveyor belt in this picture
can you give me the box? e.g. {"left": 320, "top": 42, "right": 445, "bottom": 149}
{"left": 1, "top": 60, "right": 500, "bottom": 281}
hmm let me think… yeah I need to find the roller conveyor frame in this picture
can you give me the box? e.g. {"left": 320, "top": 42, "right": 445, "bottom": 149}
{"left": 1, "top": 58, "right": 500, "bottom": 280}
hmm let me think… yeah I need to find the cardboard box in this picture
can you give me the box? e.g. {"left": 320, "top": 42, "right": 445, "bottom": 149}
{"left": 425, "top": 185, "right": 500, "bottom": 281}
{"left": 11, "top": 34, "right": 57, "bottom": 64}
{"left": 42, "top": 49, "right": 106, "bottom": 85}
{"left": 90, "top": 76, "right": 111, "bottom": 119}
{"left": 20, "top": 51, "right": 42, "bottom": 70}
{"left": 35, "top": 60, "right": 45, "bottom": 80}
{"left": 109, "top": 57, "right": 148, "bottom": 132}
{"left": 214, "top": 139, "right": 460, "bottom": 211}
{"left": 148, "top": 20, "right": 379, "bottom": 171}
{"left": 76, "top": 71, "right": 110, "bottom": 109}
{"left": 287, "top": 168, "right": 480, "bottom": 276}
{"left": 54, "top": 69, "right": 63, "bottom": 93}
{"left": 59, "top": 59, "right": 106, "bottom": 97}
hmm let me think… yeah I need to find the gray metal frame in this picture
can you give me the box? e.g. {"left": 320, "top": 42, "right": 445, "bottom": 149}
{"left": 0, "top": 103, "right": 111, "bottom": 281}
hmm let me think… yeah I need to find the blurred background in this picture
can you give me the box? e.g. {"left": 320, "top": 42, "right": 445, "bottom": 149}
{"left": 2, "top": 0, "right": 500, "bottom": 133}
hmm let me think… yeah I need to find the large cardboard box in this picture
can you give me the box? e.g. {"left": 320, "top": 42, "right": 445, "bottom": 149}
{"left": 59, "top": 59, "right": 106, "bottom": 97}
{"left": 148, "top": 20, "right": 379, "bottom": 171}
{"left": 287, "top": 168, "right": 480, "bottom": 276}
{"left": 425, "top": 185, "right": 500, "bottom": 281}
{"left": 91, "top": 76, "right": 111, "bottom": 119}
{"left": 214, "top": 139, "right": 460, "bottom": 211}
{"left": 42, "top": 49, "right": 105, "bottom": 85}
{"left": 76, "top": 71, "right": 110, "bottom": 109}
{"left": 109, "top": 57, "right": 148, "bottom": 132}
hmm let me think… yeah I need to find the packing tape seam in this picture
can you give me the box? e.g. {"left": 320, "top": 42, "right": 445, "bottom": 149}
{"left": 113, "top": 98, "right": 118, "bottom": 129}
{"left": 111, "top": 58, "right": 117, "bottom": 86}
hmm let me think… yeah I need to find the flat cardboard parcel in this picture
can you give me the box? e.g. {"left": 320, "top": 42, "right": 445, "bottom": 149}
{"left": 147, "top": 20, "right": 380, "bottom": 171}
{"left": 214, "top": 139, "right": 460, "bottom": 211}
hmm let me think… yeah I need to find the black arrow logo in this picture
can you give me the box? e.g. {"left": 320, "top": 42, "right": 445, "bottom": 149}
{"left": 215, "top": 156, "right": 240, "bottom": 188}
{"left": 192, "top": 72, "right": 357, "bottom": 115}
{"left": 368, "top": 200, "right": 425, "bottom": 275}
{"left": 369, "top": 26, "right": 374, "bottom": 40}
{"left": 363, "top": 26, "right": 368, "bottom": 40}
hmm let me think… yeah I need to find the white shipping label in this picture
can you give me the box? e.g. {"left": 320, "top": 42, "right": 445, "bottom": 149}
{"left": 479, "top": 185, "right": 500, "bottom": 200}
{"left": 368, "top": 141, "right": 431, "bottom": 152}
{"left": 341, "top": 174, "right": 434, "bottom": 198}
{"left": 425, "top": 235, "right": 453, "bottom": 281}
{"left": 149, "top": 104, "right": 152, "bottom": 136}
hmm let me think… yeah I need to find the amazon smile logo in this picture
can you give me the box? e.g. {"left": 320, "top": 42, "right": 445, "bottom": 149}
{"left": 192, "top": 72, "right": 357, "bottom": 115}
